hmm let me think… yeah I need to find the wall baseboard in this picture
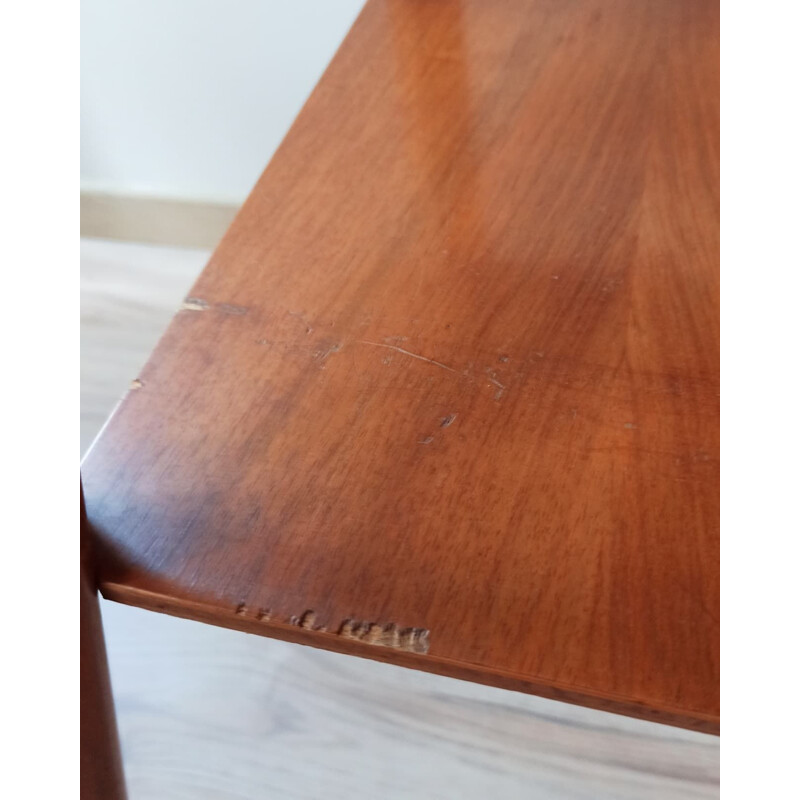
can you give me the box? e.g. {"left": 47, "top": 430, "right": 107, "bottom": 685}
{"left": 80, "top": 192, "right": 240, "bottom": 250}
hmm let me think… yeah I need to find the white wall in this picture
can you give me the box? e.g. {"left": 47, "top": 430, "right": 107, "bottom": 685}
{"left": 81, "top": 0, "right": 365, "bottom": 204}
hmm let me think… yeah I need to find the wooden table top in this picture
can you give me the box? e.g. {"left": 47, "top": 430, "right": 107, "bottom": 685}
{"left": 82, "top": 0, "right": 719, "bottom": 733}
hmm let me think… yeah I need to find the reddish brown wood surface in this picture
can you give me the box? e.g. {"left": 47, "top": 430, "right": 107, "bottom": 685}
{"left": 81, "top": 487, "right": 127, "bottom": 799}
{"left": 82, "top": 0, "right": 719, "bottom": 732}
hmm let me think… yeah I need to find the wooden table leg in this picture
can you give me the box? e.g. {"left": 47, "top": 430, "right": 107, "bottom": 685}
{"left": 81, "top": 485, "right": 127, "bottom": 800}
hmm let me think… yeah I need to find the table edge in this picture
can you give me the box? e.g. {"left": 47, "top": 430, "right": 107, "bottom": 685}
{"left": 99, "top": 581, "right": 719, "bottom": 735}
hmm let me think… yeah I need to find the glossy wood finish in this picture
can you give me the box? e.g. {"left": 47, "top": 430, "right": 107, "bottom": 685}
{"left": 82, "top": 237, "right": 718, "bottom": 799}
{"left": 82, "top": 488, "right": 127, "bottom": 800}
{"left": 82, "top": 0, "right": 719, "bottom": 732}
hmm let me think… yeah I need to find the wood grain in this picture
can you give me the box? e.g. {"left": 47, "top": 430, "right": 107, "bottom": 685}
{"left": 82, "top": 237, "right": 718, "bottom": 799}
{"left": 82, "top": 0, "right": 720, "bottom": 732}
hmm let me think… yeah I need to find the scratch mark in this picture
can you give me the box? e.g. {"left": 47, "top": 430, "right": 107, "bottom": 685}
{"left": 314, "top": 343, "right": 342, "bottom": 363}
{"left": 130, "top": 379, "right": 144, "bottom": 390}
{"left": 440, "top": 413, "right": 457, "bottom": 428}
{"left": 360, "top": 341, "right": 455, "bottom": 372}
{"left": 181, "top": 298, "right": 247, "bottom": 314}
{"left": 218, "top": 303, "right": 248, "bottom": 316}
{"left": 419, "top": 436, "right": 434, "bottom": 445}
{"left": 486, "top": 370, "right": 506, "bottom": 400}
{"left": 181, "top": 298, "right": 209, "bottom": 311}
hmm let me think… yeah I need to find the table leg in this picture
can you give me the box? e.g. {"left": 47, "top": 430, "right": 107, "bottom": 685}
{"left": 81, "top": 485, "right": 127, "bottom": 800}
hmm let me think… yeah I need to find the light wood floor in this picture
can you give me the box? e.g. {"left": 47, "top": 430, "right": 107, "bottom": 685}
{"left": 81, "top": 237, "right": 720, "bottom": 800}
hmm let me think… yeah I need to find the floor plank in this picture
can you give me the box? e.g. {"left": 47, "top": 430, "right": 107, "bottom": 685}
{"left": 80, "top": 238, "right": 210, "bottom": 455}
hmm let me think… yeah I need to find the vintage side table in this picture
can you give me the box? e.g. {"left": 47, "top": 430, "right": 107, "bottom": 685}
{"left": 80, "top": 0, "right": 720, "bottom": 796}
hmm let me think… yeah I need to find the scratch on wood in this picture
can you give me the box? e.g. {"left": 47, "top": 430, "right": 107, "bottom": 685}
{"left": 486, "top": 370, "right": 506, "bottom": 400}
{"left": 359, "top": 341, "right": 455, "bottom": 372}
{"left": 440, "top": 413, "right": 457, "bottom": 427}
{"left": 218, "top": 303, "right": 248, "bottom": 316}
{"left": 181, "top": 298, "right": 247, "bottom": 314}
{"left": 313, "top": 343, "right": 342, "bottom": 363}
{"left": 181, "top": 297, "right": 209, "bottom": 311}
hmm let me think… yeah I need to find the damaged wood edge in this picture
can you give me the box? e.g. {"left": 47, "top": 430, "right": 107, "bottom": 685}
{"left": 180, "top": 297, "right": 248, "bottom": 315}
{"left": 180, "top": 297, "right": 209, "bottom": 311}
{"left": 97, "top": 582, "right": 719, "bottom": 734}
{"left": 236, "top": 607, "right": 429, "bottom": 654}
{"left": 339, "top": 618, "right": 430, "bottom": 654}
{"left": 299, "top": 610, "right": 429, "bottom": 654}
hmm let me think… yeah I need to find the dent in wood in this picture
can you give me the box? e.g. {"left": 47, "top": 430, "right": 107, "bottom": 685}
{"left": 236, "top": 602, "right": 272, "bottom": 621}
{"left": 289, "top": 610, "right": 326, "bottom": 631}
{"left": 339, "top": 618, "right": 430, "bottom": 654}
